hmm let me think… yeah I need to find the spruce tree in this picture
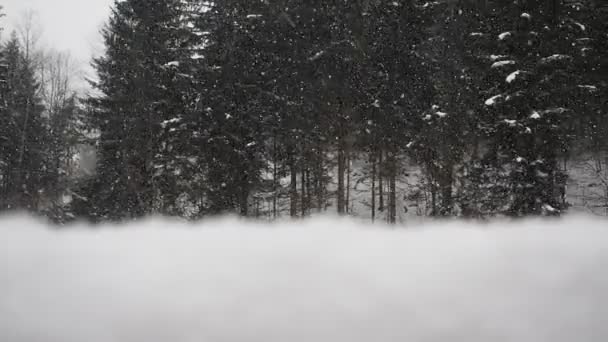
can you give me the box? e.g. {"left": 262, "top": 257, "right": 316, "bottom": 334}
{"left": 480, "top": 1, "right": 592, "bottom": 216}
{"left": 189, "top": 0, "right": 280, "bottom": 216}
{"left": 0, "top": 33, "right": 46, "bottom": 211}
{"left": 360, "top": 0, "right": 431, "bottom": 221}
{"left": 87, "top": 0, "right": 196, "bottom": 220}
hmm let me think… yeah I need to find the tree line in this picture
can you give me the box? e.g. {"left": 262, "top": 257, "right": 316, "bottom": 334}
{"left": 1, "top": 0, "right": 606, "bottom": 223}
{"left": 0, "top": 8, "right": 85, "bottom": 221}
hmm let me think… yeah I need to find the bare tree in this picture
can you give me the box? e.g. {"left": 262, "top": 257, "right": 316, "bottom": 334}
{"left": 15, "top": 9, "right": 84, "bottom": 211}
{"left": 0, "top": 6, "right": 5, "bottom": 36}
{"left": 16, "top": 10, "right": 44, "bottom": 68}
{"left": 40, "top": 50, "right": 78, "bottom": 113}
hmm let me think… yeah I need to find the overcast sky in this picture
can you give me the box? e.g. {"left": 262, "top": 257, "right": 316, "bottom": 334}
{"left": 1, "top": 0, "right": 113, "bottom": 83}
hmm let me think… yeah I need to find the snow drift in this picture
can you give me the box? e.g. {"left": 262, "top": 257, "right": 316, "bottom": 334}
{"left": 1, "top": 216, "right": 608, "bottom": 341}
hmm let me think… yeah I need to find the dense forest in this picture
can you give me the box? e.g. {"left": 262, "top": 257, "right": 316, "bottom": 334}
{"left": 0, "top": 0, "right": 606, "bottom": 223}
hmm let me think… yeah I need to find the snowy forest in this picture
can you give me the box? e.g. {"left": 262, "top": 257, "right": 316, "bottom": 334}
{"left": 0, "top": 0, "right": 606, "bottom": 223}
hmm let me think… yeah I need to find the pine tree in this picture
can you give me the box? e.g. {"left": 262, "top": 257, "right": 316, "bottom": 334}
{"left": 479, "top": 1, "right": 592, "bottom": 216}
{"left": 0, "top": 18, "right": 12, "bottom": 210}
{"left": 87, "top": 0, "right": 197, "bottom": 220}
{"left": 0, "top": 33, "right": 46, "bottom": 211}
{"left": 358, "top": 0, "right": 431, "bottom": 222}
{"left": 190, "top": 0, "right": 274, "bottom": 216}
{"left": 411, "top": 1, "right": 481, "bottom": 217}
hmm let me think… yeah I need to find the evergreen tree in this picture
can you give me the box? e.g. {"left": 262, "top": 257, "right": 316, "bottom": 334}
{"left": 58, "top": 0, "right": 608, "bottom": 221}
{"left": 0, "top": 33, "right": 46, "bottom": 211}
{"left": 413, "top": 1, "right": 481, "bottom": 217}
{"left": 86, "top": 0, "right": 197, "bottom": 220}
{"left": 360, "top": 0, "right": 431, "bottom": 221}
{"left": 479, "top": 1, "right": 591, "bottom": 216}
{"left": 189, "top": 0, "right": 275, "bottom": 216}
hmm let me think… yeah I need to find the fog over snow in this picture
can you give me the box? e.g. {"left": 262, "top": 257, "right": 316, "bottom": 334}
{"left": 1, "top": 216, "right": 608, "bottom": 341}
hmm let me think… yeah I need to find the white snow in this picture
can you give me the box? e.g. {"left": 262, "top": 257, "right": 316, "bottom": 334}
{"left": 578, "top": 85, "right": 597, "bottom": 91}
{"left": 246, "top": 14, "right": 263, "bottom": 19}
{"left": 309, "top": 50, "right": 326, "bottom": 61}
{"left": 161, "top": 117, "right": 182, "bottom": 128}
{"left": 573, "top": 21, "right": 586, "bottom": 31}
{"left": 542, "top": 204, "right": 558, "bottom": 213}
{"left": 504, "top": 119, "right": 517, "bottom": 126}
{"left": 491, "top": 60, "right": 516, "bottom": 69}
{"left": 422, "top": 1, "right": 440, "bottom": 8}
{"left": 521, "top": 12, "right": 531, "bottom": 19}
{"left": 1, "top": 216, "right": 608, "bottom": 341}
{"left": 498, "top": 31, "right": 512, "bottom": 40}
{"left": 485, "top": 94, "right": 503, "bottom": 106}
{"left": 540, "top": 54, "right": 572, "bottom": 64}
{"left": 506, "top": 70, "right": 523, "bottom": 83}
{"left": 530, "top": 111, "right": 541, "bottom": 119}
{"left": 164, "top": 61, "right": 180, "bottom": 67}
{"left": 490, "top": 54, "right": 509, "bottom": 61}
{"left": 542, "top": 107, "right": 567, "bottom": 115}
{"left": 435, "top": 111, "right": 448, "bottom": 118}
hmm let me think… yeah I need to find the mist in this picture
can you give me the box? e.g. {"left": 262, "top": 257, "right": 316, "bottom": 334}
{"left": 1, "top": 216, "right": 607, "bottom": 341}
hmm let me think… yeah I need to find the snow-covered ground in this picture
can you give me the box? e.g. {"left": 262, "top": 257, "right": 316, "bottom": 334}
{"left": 1, "top": 215, "right": 608, "bottom": 341}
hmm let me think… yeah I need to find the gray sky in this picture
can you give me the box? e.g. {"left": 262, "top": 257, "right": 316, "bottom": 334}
{"left": 2, "top": 0, "right": 113, "bottom": 83}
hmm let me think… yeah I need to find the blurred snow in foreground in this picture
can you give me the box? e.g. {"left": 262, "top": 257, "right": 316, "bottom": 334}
{"left": 1, "top": 216, "right": 608, "bottom": 341}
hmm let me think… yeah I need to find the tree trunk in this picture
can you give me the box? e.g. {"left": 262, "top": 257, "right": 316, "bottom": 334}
{"left": 316, "top": 141, "right": 324, "bottom": 211}
{"left": 388, "top": 152, "right": 397, "bottom": 224}
{"left": 272, "top": 134, "right": 278, "bottom": 219}
{"left": 378, "top": 150, "right": 384, "bottom": 214}
{"left": 440, "top": 167, "right": 453, "bottom": 216}
{"left": 371, "top": 150, "right": 376, "bottom": 222}
{"left": 290, "top": 159, "right": 297, "bottom": 217}
{"left": 15, "top": 98, "right": 31, "bottom": 208}
{"left": 337, "top": 142, "right": 346, "bottom": 215}
{"left": 306, "top": 168, "right": 312, "bottom": 215}
{"left": 431, "top": 184, "right": 437, "bottom": 216}
{"left": 346, "top": 152, "right": 351, "bottom": 214}
{"left": 301, "top": 168, "right": 306, "bottom": 217}
{"left": 240, "top": 190, "right": 249, "bottom": 216}
{"left": 429, "top": 166, "right": 437, "bottom": 216}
